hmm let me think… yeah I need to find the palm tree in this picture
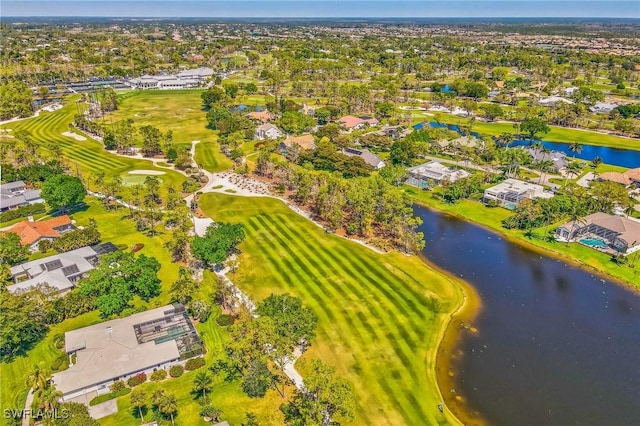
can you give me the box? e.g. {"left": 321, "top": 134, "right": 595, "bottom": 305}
{"left": 35, "top": 386, "right": 62, "bottom": 412}
{"left": 200, "top": 405, "right": 223, "bottom": 423}
{"left": 26, "top": 364, "right": 50, "bottom": 393}
{"left": 151, "top": 389, "right": 167, "bottom": 407}
{"left": 159, "top": 393, "right": 178, "bottom": 426}
{"left": 130, "top": 388, "right": 147, "bottom": 424}
{"left": 569, "top": 142, "right": 583, "bottom": 159}
{"left": 496, "top": 132, "right": 514, "bottom": 147}
{"left": 193, "top": 371, "right": 213, "bottom": 399}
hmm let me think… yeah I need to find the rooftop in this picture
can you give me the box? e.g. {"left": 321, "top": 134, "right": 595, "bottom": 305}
{"left": 559, "top": 212, "right": 640, "bottom": 246}
{"left": 283, "top": 134, "right": 316, "bottom": 150}
{"left": 53, "top": 304, "right": 200, "bottom": 396}
{"left": 6, "top": 215, "right": 73, "bottom": 246}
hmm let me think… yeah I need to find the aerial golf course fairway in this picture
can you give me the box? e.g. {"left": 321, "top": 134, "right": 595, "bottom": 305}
{"left": 199, "top": 193, "right": 466, "bottom": 426}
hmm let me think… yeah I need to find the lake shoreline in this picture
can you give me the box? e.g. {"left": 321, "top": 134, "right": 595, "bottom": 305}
{"left": 414, "top": 200, "right": 640, "bottom": 295}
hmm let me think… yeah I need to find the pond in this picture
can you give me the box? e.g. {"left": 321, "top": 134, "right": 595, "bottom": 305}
{"left": 415, "top": 205, "right": 640, "bottom": 426}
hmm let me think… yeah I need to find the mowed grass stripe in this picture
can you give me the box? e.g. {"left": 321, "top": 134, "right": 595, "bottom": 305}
{"left": 261, "top": 214, "right": 421, "bottom": 424}
{"left": 248, "top": 216, "right": 392, "bottom": 426}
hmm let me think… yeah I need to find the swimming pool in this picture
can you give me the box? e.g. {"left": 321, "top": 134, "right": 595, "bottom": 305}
{"left": 580, "top": 238, "right": 608, "bottom": 248}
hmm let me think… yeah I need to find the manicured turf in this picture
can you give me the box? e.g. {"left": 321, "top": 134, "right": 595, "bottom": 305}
{"left": 194, "top": 140, "right": 233, "bottom": 173}
{"left": 407, "top": 187, "right": 640, "bottom": 290}
{"left": 424, "top": 112, "right": 640, "bottom": 151}
{"left": 0, "top": 98, "right": 186, "bottom": 189}
{"left": 109, "top": 90, "right": 232, "bottom": 172}
{"left": 121, "top": 174, "right": 164, "bottom": 186}
{"left": 198, "top": 193, "right": 465, "bottom": 426}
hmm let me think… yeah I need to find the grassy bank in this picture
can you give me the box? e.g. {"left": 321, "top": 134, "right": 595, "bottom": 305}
{"left": 198, "top": 193, "right": 465, "bottom": 426}
{"left": 406, "top": 187, "right": 640, "bottom": 291}
{"left": 424, "top": 113, "right": 640, "bottom": 151}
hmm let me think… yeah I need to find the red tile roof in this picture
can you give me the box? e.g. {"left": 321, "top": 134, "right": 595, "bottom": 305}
{"left": 7, "top": 216, "right": 72, "bottom": 246}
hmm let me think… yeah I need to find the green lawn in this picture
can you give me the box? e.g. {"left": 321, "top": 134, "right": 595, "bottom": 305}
{"left": 194, "top": 140, "right": 233, "bottom": 173}
{"left": 407, "top": 187, "right": 640, "bottom": 290}
{"left": 198, "top": 193, "right": 465, "bottom": 426}
{"left": 108, "top": 90, "right": 231, "bottom": 172}
{"left": 426, "top": 113, "right": 640, "bottom": 151}
{"left": 0, "top": 98, "right": 186, "bottom": 189}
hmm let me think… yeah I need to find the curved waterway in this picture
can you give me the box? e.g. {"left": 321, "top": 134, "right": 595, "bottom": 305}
{"left": 415, "top": 205, "right": 640, "bottom": 426}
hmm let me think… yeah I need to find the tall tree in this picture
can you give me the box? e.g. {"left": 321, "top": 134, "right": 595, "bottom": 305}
{"left": 130, "top": 388, "right": 147, "bottom": 424}
{"left": 41, "top": 174, "right": 87, "bottom": 213}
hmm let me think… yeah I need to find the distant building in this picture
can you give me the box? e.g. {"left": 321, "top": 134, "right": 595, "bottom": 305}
{"left": 127, "top": 67, "right": 214, "bottom": 90}
{"left": 589, "top": 102, "right": 617, "bottom": 114}
{"left": 342, "top": 148, "right": 385, "bottom": 169}
{"left": 52, "top": 304, "right": 202, "bottom": 402}
{"left": 406, "top": 161, "right": 471, "bottom": 188}
{"left": 338, "top": 115, "right": 379, "bottom": 130}
{"left": 300, "top": 103, "right": 315, "bottom": 116}
{"left": 247, "top": 110, "right": 275, "bottom": 123}
{"left": 6, "top": 216, "right": 75, "bottom": 252}
{"left": 0, "top": 180, "right": 44, "bottom": 211}
{"left": 539, "top": 96, "right": 574, "bottom": 107}
{"left": 280, "top": 134, "right": 316, "bottom": 153}
{"left": 255, "top": 123, "right": 284, "bottom": 140}
{"left": 483, "top": 178, "right": 553, "bottom": 208}
{"left": 8, "top": 243, "right": 117, "bottom": 295}
{"left": 555, "top": 212, "right": 640, "bottom": 255}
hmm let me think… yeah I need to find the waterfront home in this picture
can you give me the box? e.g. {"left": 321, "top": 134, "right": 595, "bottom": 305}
{"left": 554, "top": 212, "right": 640, "bottom": 255}
{"left": 598, "top": 168, "right": 640, "bottom": 188}
{"left": 483, "top": 179, "right": 553, "bottom": 208}
{"left": 539, "top": 96, "right": 574, "bottom": 107}
{"left": 255, "top": 123, "right": 284, "bottom": 140}
{"left": 524, "top": 147, "right": 568, "bottom": 173}
{"left": 406, "top": 161, "right": 471, "bottom": 188}
{"left": 6, "top": 215, "right": 75, "bottom": 252}
{"left": 589, "top": 102, "right": 617, "bottom": 114}
{"left": 338, "top": 115, "right": 379, "bottom": 130}
{"left": 0, "top": 180, "right": 44, "bottom": 211}
{"left": 52, "top": 304, "right": 202, "bottom": 402}
{"left": 342, "top": 148, "right": 385, "bottom": 169}
{"left": 247, "top": 110, "right": 275, "bottom": 123}
{"left": 8, "top": 243, "right": 117, "bottom": 295}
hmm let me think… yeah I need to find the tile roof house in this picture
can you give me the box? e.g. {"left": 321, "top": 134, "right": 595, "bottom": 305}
{"left": 555, "top": 212, "right": 640, "bottom": 255}
{"left": 6, "top": 216, "right": 76, "bottom": 252}
{"left": 598, "top": 168, "right": 640, "bottom": 187}
{"left": 338, "top": 115, "right": 379, "bottom": 130}
{"left": 247, "top": 110, "right": 275, "bottom": 123}
{"left": 342, "top": 148, "right": 385, "bottom": 169}
{"left": 8, "top": 243, "right": 117, "bottom": 295}
{"left": 255, "top": 123, "right": 284, "bottom": 140}
{"left": 52, "top": 304, "right": 202, "bottom": 402}
{"left": 0, "top": 180, "right": 44, "bottom": 211}
{"left": 280, "top": 134, "right": 316, "bottom": 152}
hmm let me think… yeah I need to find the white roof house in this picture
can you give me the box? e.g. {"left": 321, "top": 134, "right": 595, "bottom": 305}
{"left": 1, "top": 180, "right": 44, "bottom": 211}
{"left": 539, "top": 96, "right": 574, "bottom": 107}
{"left": 255, "top": 123, "right": 283, "bottom": 140}
{"left": 52, "top": 304, "right": 202, "bottom": 401}
{"left": 555, "top": 212, "right": 640, "bottom": 255}
{"left": 589, "top": 102, "right": 617, "bottom": 114}
{"left": 406, "top": 161, "right": 470, "bottom": 188}
{"left": 8, "top": 243, "right": 117, "bottom": 295}
{"left": 483, "top": 178, "right": 553, "bottom": 208}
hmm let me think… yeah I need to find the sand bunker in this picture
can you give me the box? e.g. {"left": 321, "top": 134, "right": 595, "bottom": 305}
{"left": 62, "top": 131, "right": 86, "bottom": 141}
{"left": 128, "top": 170, "right": 166, "bottom": 175}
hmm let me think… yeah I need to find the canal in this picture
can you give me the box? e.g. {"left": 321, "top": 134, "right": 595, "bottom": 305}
{"left": 415, "top": 205, "right": 640, "bottom": 426}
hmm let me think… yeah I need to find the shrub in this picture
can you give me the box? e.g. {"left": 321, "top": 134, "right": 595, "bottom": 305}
{"left": 53, "top": 333, "right": 65, "bottom": 349}
{"left": 0, "top": 202, "right": 46, "bottom": 223}
{"left": 127, "top": 372, "right": 147, "bottom": 387}
{"left": 151, "top": 369, "right": 167, "bottom": 382}
{"left": 116, "top": 243, "right": 128, "bottom": 251}
{"left": 132, "top": 243, "right": 145, "bottom": 253}
{"left": 185, "top": 357, "right": 205, "bottom": 371}
{"left": 52, "top": 226, "right": 101, "bottom": 253}
{"left": 89, "top": 388, "right": 131, "bottom": 406}
{"left": 51, "top": 353, "right": 69, "bottom": 371}
{"left": 215, "top": 314, "right": 236, "bottom": 327}
{"left": 110, "top": 380, "right": 126, "bottom": 393}
{"left": 169, "top": 364, "right": 184, "bottom": 378}
{"left": 38, "top": 239, "right": 52, "bottom": 253}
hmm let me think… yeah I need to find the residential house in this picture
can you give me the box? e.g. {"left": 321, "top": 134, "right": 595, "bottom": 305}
{"left": 438, "top": 136, "right": 479, "bottom": 149}
{"left": 406, "top": 161, "right": 471, "bottom": 188}
{"left": 554, "top": 212, "right": 640, "bottom": 255}
{"left": 280, "top": 134, "right": 316, "bottom": 154}
{"left": 338, "top": 115, "right": 379, "bottom": 131}
{"left": 483, "top": 178, "right": 553, "bottom": 208}
{"left": 247, "top": 110, "right": 275, "bottom": 123}
{"left": 255, "top": 123, "right": 284, "bottom": 140}
{"left": 0, "top": 181, "right": 44, "bottom": 211}
{"left": 589, "top": 102, "right": 618, "bottom": 114}
{"left": 6, "top": 216, "right": 76, "bottom": 252}
{"left": 8, "top": 243, "right": 117, "bottom": 295}
{"left": 524, "top": 147, "right": 568, "bottom": 173}
{"left": 52, "top": 304, "right": 202, "bottom": 402}
{"left": 539, "top": 96, "right": 574, "bottom": 107}
{"left": 598, "top": 168, "right": 640, "bottom": 188}
{"left": 300, "top": 103, "right": 315, "bottom": 116}
{"left": 342, "top": 148, "right": 385, "bottom": 169}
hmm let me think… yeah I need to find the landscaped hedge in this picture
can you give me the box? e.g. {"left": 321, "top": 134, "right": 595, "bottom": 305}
{"left": 151, "top": 369, "right": 167, "bottom": 381}
{"left": 169, "top": 365, "right": 184, "bottom": 378}
{"left": 50, "top": 353, "right": 69, "bottom": 372}
{"left": 215, "top": 314, "right": 236, "bottom": 327}
{"left": 126, "top": 372, "right": 147, "bottom": 387}
{"left": 89, "top": 388, "right": 131, "bottom": 406}
{"left": 0, "top": 203, "right": 46, "bottom": 223}
{"left": 52, "top": 227, "right": 101, "bottom": 253}
{"left": 185, "top": 357, "right": 205, "bottom": 371}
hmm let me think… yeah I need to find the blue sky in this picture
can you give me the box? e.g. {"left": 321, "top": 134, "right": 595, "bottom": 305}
{"left": 2, "top": 1, "right": 639, "bottom": 18}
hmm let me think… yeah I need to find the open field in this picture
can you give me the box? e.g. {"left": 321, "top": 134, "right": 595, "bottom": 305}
{"left": 0, "top": 98, "right": 186, "bottom": 190}
{"left": 198, "top": 193, "right": 465, "bottom": 426}
{"left": 424, "top": 112, "right": 640, "bottom": 151}
{"left": 194, "top": 140, "right": 233, "bottom": 173}
{"left": 109, "top": 90, "right": 232, "bottom": 172}
{"left": 407, "top": 187, "right": 640, "bottom": 290}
